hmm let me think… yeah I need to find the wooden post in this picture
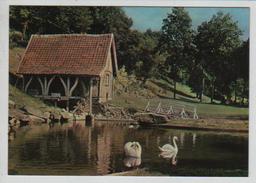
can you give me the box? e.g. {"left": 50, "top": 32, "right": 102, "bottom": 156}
{"left": 66, "top": 77, "right": 70, "bottom": 112}
{"left": 67, "top": 77, "right": 70, "bottom": 96}
{"left": 46, "top": 76, "right": 56, "bottom": 96}
{"left": 193, "top": 107, "right": 199, "bottom": 119}
{"left": 144, "top": 101, "right": 150, "bottom": 112}
{"left": 89, "top": 78, "right": 93, "bottom": 114}
{"left": 69, "top": 77, "right": 79, "bottom": 96}
{"left": 44, "top": 76, "right": 47, "bottom": 96}
{"left": 37, "top": 77, "right": 44, "bottom": 96}
{"left": 24, "top": 76, "right": 33, "bottom": 93}
{"left": 98, "top": 78, "right": 101, "bottom": 102}
{"left": 155, "top": 102, "right": 162, "bottom": 113}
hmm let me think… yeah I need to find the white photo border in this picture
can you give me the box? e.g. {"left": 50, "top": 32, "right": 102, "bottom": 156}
{"left": 0, "top": 0, "right": 255, "bottom": 183}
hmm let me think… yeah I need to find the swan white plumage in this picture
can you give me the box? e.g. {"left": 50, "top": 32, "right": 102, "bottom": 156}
{"left": 158, "top": 136, "right": 178, "bottom": 165}
{"left": 124, "top": 141, "right": 142, "bottom": 158}
{"left": 158, "top": 136, "right": 178, "bottom": 153}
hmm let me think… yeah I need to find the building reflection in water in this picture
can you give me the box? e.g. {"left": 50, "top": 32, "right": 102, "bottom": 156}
{"left": 87, "top": 127, "right": 92, "bottom": 161}
{"left": 96, "top": 125, "right": 113, "bottom": 175}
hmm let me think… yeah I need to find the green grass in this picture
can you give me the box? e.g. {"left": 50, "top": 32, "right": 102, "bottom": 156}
{"left": 147, "top": 78, "right": 219, "bottom": 103}
{"left": 9, "top": 47, "right": 25, "bottom": 74}
{"left": 111, "top": 78, "right": 248, "bottom": 119}
{"left": 9, "top": 84, "right": 57, "bottom": 113}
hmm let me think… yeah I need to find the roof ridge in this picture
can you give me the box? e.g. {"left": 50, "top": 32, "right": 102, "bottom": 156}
{"left": 32, "top": 33, "right": 113, "bottom": 38}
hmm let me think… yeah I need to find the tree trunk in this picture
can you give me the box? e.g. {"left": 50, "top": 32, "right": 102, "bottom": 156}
{"left": 200, "top": 78, "right": 205, "bottom": 103}
{"left": 173, "top": 80, "right": 176, "bottom": 99}
{"left": 22, "top": 21, "right": 28, "bottom": 41}
{"left": 241, "top": 82, "right": 246, "bottom": 105}
{"left": 234, "top": 83, "right": 237, "bottom": 104}
{"left": 211, "top": 82, "right": 214, "bottom": 103}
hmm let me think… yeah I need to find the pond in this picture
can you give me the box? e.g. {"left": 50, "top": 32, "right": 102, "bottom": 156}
{"left": 8, "top": 121, "right": 248, "bottom": 176}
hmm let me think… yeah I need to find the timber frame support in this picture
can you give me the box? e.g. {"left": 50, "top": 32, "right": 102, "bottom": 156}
{"left": 22, "top": 75, "right": 96, "bottom": 113}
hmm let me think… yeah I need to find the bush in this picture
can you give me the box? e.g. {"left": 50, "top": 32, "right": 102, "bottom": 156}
{"left": 9, "top": 30, "right": 23, "bottom": 48}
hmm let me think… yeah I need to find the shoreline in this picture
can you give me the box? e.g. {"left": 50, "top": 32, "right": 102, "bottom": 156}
{"left": 150, "top": 118, "right": 248, "bottom": 133}
{"left": 94, "top": 117, "right": 248, "bottom": 133}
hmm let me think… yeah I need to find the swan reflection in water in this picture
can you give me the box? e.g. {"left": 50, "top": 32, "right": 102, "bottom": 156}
{"left": 159, "top": 136, "right": 179, "bottom": 165}
{"left": 123, "top": 157, "right": 141, "bottom": 168}
{"left": 124, "top": 141, "right": 142, "bottom": 168}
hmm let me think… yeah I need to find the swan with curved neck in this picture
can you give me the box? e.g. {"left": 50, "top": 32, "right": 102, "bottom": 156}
{"left": 158, "top": 136, "right": 178, "bottom": 165}
{"left": 159, "top": 136, "right": 178, "bottom": 153}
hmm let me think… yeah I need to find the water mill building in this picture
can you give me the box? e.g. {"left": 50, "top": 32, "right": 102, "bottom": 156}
{"left": 17, "top": 34, "right": 118, "bottom": 112}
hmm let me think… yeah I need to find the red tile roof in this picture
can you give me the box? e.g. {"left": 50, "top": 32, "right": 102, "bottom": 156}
{"left": 17, "top": 34, "right": 117, "bottom": 76}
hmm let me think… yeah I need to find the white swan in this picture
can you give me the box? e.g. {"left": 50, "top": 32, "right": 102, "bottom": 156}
{"left": 158, "top": 136, "right": 178, "bottom": 153}
{"left": 124, "top": 141, "right": 142, "bottom": 158}
{"left": 158, "top": 136, "right": 178, "bottom": 165}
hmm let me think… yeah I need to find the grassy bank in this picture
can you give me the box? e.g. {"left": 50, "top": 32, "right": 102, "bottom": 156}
{"left": 10, "top": 47, "right": 248, "bottom": 119}
{"left": 111, "top": 78, "right": 248, "bottom": 119}
{"left": 9, "top": 84, "right": 58, "bottom": 113}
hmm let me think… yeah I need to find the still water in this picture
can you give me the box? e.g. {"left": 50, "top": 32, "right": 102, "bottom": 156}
{"left": 9, "top": 121, "right": 248, "bottom": 176}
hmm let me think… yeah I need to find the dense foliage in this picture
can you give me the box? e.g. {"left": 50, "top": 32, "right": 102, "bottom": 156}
{"left": 9, "top": 6, "right": 249, "bottom": 105}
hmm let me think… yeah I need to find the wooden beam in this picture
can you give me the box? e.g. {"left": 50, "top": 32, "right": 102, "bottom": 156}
{"left": 81, "top": 80, "right": 87, "bottom": 97}
{"left": 22, "top": 76, "right": 25, "bottom": 91}
{"left": 46, "top": 76, "right": 56, "bottom": 95}
{"left": 24, "top": 76, "right": 33, "bottom": 93}
{"left": 59, "top": 76, "right": 68, "bottom": 96}
{"left": 89, "top": 78, "right": 93, "bottom": 114}
{"left": 67, "top": 77, "right": 70, "bottom": 96}
{"left": 69, "top": 77, "right": 79, "bottom": 96}
{"left": 37, "top": 77, "right": 44, "bottom": 95}
{"left": 44, "top": 77, "right": 47, "bottom": 96}
{"left": 98, "top": 78, "right": 101, "bottom": 102}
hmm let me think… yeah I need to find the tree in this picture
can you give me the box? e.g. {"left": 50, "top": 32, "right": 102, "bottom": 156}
{"left": 160, "top": 8, "right": 194, "bottom": 99}
{"left": 88, "top": 7, "right": 133, "bottom": 70}
{"left": 195, "top": 12, "right": 242, "bottom": 103}
{"left": 10, "top": 6, "right": 93, "bottom": 44}
{"left": 231, "top": 39, "right": 249, "bottom": 104}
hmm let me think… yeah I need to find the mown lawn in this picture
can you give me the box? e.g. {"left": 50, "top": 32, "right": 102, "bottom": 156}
{"left": 111, "top": 78, "right": 248, "bottom": 119}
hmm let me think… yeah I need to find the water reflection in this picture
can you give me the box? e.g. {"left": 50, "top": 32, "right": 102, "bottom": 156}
{"left": 159, "top": 151, "right": 178, "bottom": 165}
{"left": 8, "top": 122, "right": 248, "bottom": 176}
{"left": 192, "top": 133, "right": 197, "bottom": 148}
{"left": 180, "top": 132, "right": 185, "bottom": 148}
{"left": 123, "top": 157, "right": 141, "bottom": 168}
{"left": 97, "top": 130, "right": 111, "bottom": 174}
